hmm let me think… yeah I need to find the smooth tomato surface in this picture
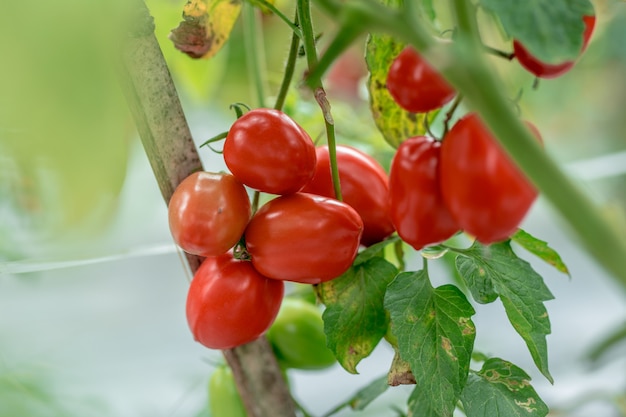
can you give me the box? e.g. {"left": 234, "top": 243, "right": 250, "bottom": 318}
{"left": 389, "top": 136, "right": 459, "bottom": 250}
{"left": 224, "top": 108, "right": 316, "bottom": 195}
{"left": 245, "top": 193, "right": 363, "bottom": 284}
{"left": 439, "top": 113, "right": 538, "bottom": 244}
{"left": 267, "top": 298, "right": 336, "bottom": 370}
{"left": 300, "top": 145, "right": 395, "bottom": 246}
{"left": 186, "top": 253, "right": 284, "bottom": 350}
{"left": 168, "top": 171, "right": 251, "bottom": 257}
{"left": 386, "top": 46, "right": 456, "bottom": 113}
{"left": 513, "top": 15, "right": 596, "bottom": 78}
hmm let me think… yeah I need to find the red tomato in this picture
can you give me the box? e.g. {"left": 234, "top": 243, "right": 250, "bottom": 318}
{"left": 245, "top": 193, "right": 363, "bottom": 284}
{"left": 439, "top": 113, "right": 539, "bottom": 244}
{"left": 386, "top": 46, "right": 456, "bottom": 113}
{"left": 513, "top": 15, "right": 596, "bottom": 79}
{"left": 223, "top": 108, "right": 316, "bottom": 195}
{"left": 389, "top": 136, "right": 459, "bottom": 250}
{"left": 186, "top": 252, "right": 284, "bottom": 350}
{"left": 300, "top": 145, "right": 395, "bottom": 246}
{"left": 168, "top": 172, "right": 251, "bottom": 257}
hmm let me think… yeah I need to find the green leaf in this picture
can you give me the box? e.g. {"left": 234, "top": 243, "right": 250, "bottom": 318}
{"left": 461, "top": 358, "right": 549, "bottom": 417}
{"left": 511, "top": 229, "right": 570, "bottom": 276}
{"left": 455, "top": 241, "right": 554, "bottom": 383}
{"left": 586, "top": 321, "right": 626, "bottom": 364}
{"left": 385, "top": 270, "right": 476, "bottom": 417}
{"left": 354, "top": 236, "right": 400, "bottom": 266}
{"left": 349, "top": 375, "right": 390, "bottom": 410}
{"left": 479, "top": 0, "right": 594, "bottom": 63}
{"left": 365, "top": 0, "right": 436, "bottom": 149}
{"left": 318, "top": 256, "right": 398, "bottom": 373}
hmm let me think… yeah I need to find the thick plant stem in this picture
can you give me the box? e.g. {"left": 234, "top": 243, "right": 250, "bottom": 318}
{"left": 311, "top": 0, "right": 626, "bottom": 288}
{"left": 120, "top": 2, "right": 296, "bottom": 417}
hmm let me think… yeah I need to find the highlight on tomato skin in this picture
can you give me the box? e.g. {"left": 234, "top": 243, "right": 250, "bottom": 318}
{"left": 513, "top": 15, "right": 596, "bottom": 79}
{"left": 389, "top": 136, "right": 460, "bottom": 250}
{"left": 386, "top": 45, "right": 456, "bottom": 113}
{"left": 439, "top": 113, "right": 540, "bottom": 244}
{"left": 186, "top": 252, "right": 284, "bottom": 350}
{"left": 300, "top": 145, "right": 395, "bottom": 246}
{"left": 168, "top": 171, "right": 251, "bottom": 257}
{"left": 223, "top": 108, "right": 317, "bottom": 195}
{"left": 244, "top": 193, "right": 363, "bottom": 284}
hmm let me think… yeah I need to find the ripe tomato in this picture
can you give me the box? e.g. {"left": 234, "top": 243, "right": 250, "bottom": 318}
{"left": 300, "top": 145, "right": 395, "bottom": 246}
{"left": 513, "top": 15, "right": 596, "bottom": 79}
{"left": 389, "top": 136, "right": 459, "bottom": 250}
{"left": 208, "top": 365, "right": 246, "bottom": 417}
{"left": 223, "top": 108, "right": 316, "bottom": 195}
{"left": 386, "top": 46, "right": 456, "bottom": 113}
{"left": 245, "top": 193, "right": 363, "bottom": 284}
{"left": 439, "top": 113, "right": 539, "bottom": 244}
{"left": 186, "top": 252, "right": 284, "bottom": 350}
{"left": 267, "top": 298, "right": 336, "bottom": 370}
{"left": 168, "top": 171, "right": 250, "bottom": 257}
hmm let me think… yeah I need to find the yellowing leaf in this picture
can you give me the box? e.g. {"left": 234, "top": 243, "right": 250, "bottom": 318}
{"left": 169, "top": 0, "right": 243, "bottom": 59}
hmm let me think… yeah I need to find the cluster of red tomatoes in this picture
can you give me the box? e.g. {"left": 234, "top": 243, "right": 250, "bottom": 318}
{"left": 384, "top": 12, "right": 596, "bottom": 248}
{"left": 169, "top": 108, "right": 392, "bottom": 350}
{"left": 385, "top": 44, "right": 543, "bottom": 249}
{"left": 169, "top": 15, "right": 594, "bottom": 351}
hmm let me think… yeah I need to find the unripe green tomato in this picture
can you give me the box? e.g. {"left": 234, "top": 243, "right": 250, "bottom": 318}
{"left": 208, "top": 365, "right": 247, "bottom": 417}
{"left": 267, "top": 298, "right": 336, "bottom": 370}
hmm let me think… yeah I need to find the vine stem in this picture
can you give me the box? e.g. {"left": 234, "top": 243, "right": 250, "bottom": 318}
{"left": 120, "top": 2, "right": 296, "bottom": 416}
{"left": 273, "top": 11, "right": 300, "bottom": 111}
{"left": 311, "top": 0, "right": 626, "bottom": 288}
{"left": 297, "top": 0, "right": 343, "bottom": 201}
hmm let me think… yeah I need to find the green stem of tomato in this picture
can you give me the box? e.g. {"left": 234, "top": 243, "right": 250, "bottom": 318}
{"left": 297, "top": 0, "right": 343, "bottom": 201}
{"left": 312, "top": 0, "right": 626, "bottom": 288}
{"left": 243, "top": 2, "right": 267, "bottom": 108}
{"left": 273, "top": 12, "right": 300, "bottom": 111}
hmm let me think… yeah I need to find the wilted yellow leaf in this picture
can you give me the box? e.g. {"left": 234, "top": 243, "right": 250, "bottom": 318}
{"left": 169, "top": 0, "right": 243, "bottom": 59}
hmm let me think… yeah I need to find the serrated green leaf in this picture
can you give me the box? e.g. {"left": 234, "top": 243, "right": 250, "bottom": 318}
{"left": 455, "top": 241, "right": 554, "bottom": 383}
{"left": 319, "top": 257, "right": 398, "bottom": 373}
{"left": 461, "top": 358, "right": 549, "bottom": 417}
{"left": 479, "top": 0, "right": 594, "bottom": 63}
{"left": 365, "top": 0, "right": 436, "bottom": 149}
{"left": 385, "top": 270, "right": 476, "bottom": 417}
{"left": 512, "top": 229, "right": 570, "bottom": 276}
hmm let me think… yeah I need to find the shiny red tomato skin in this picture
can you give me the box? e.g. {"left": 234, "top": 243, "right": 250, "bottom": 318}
{"left": 186, "top": 252, "right": 284, "bottom": 350}
{"left": 439, "top": 113, "right": 538, "bottom": 244}
{"left": 386, "top": 46, "right": 456, "bottom": 113}
{"left": 224, "top": 108, "right": 316, "bottom": 195}
{"left": 245, "top": 193, "right": 363, "bottom": 284}
{"left": 513, "top": 15, "right": 596, "bottom": 79}
{"left": 389, "top": 136, "right": 460, "bottom": 250}
{"left": 300, "top": 145, "right": 395, "bottom": 246}
{"left": 168, "top": 172, "right": 251, "bottom": 257}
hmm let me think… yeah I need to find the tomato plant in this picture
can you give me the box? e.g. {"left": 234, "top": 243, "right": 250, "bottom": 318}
{"left": 245, "top": 193, "right": 363, "bottom": 284}
{"left": 186, "top": 252, "right": 284, "bottom": 350}
{"left": 386, "top": 46, "right": 456, "bottom": 113}
{"left": 513, "top": 15, "right": 596, "bottom": 78}
{"left": 300, "top": 145, "right": 395, "bottom": 246}
{"left": 439, "top": 113, "right": 539, "bottom": 244}
{"left": 208, "top": 365, "right": 247, "bottom": 417}
{"left": 267, "top": 297, "right": 336, "bottom": 370}
{"left": 389, "top": 136, "right": 459, "bottom": 250}
{"left": 168, "top": 171, "right": 251, "bottom": 257}
{"left": 224, "top": 108, "right": 317, "bottom": 195}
